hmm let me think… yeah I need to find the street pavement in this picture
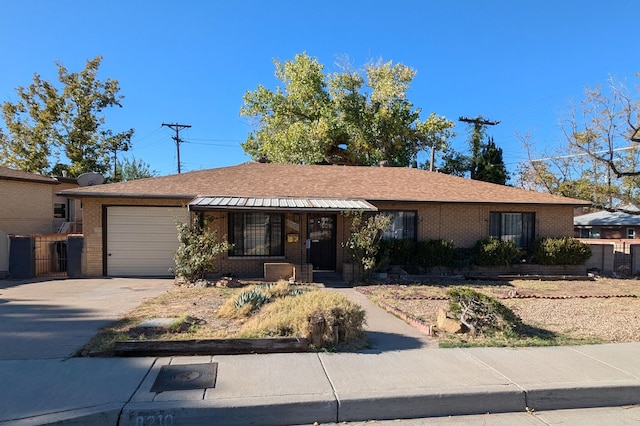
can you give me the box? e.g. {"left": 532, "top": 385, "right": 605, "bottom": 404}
{"left": 0, "top": 277, "right": 639, "bottom": 425}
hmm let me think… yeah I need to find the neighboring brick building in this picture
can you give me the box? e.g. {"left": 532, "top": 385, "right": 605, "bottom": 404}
{"left": 60, "top": 162, "right": 590, "bottom": 279}
{"left": 0, "top": 167, "right": 80, "bottom": 235}
{"left": 574, "top": 209, "right": 640, "bottom": 239}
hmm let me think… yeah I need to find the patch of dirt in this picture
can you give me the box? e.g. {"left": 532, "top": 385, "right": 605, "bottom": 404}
{"left": 358, "top": 278, "right": 640, "bottom": 343}
{"left": 102, "top": 285, "right": 247, "bottom": 342}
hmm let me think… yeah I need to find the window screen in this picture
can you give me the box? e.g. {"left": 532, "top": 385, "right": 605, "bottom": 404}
{"left": 230, "top": 212, "right": 283, "bottom": 256}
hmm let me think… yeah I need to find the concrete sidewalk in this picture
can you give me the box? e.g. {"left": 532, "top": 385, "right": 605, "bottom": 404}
{"left": 2, "top": 344, "right": 640, "bottom": 425}
{"left": 1, "top": 282, "right": 640, "bottom": 425}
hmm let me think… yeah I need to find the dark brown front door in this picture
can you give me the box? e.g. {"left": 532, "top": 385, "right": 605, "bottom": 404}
{"left": 308, "top": 214, "right": 336, "bottom": 271}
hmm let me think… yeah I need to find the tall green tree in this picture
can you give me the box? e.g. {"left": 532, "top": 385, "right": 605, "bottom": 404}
{"left": 0, "top": 56, "right": 134, "bottom": 177}
{"left": 240, "top": 52, "right": 454, "bottom": 167}
{"left": 440, "top": 117, "right": 507, "bottom": 184}
{"left": 475, "top": 138, "right": 508, "bottom": 184}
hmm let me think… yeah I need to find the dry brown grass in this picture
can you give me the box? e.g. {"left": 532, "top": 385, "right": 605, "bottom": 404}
{"left": 83, "top": 280, "right": 366, "bottom": 354}
{"left": 239, "top": 290, "right": 366, "bottom": 347}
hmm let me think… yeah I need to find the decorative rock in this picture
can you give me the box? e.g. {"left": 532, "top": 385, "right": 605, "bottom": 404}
{"left": 215, "top": 277, "right": 242, "bottom": 288}
{"left": 437, "top": 308, "right": 464, "bottom": 334}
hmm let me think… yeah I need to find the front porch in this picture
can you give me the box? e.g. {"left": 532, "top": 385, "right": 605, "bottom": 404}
{"left": 188, "top": 196, "right": 377, "bottom": 282}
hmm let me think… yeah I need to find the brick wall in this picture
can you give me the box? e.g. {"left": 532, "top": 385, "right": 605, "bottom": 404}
{"left": 361, "top": 201, "right": 575, "bottom": 248}
{"left": 0, "top": 181, "right": 55, "bottom": 234}
{"left": 81, "top": 198, "right": 577, "bottom": 277}
{"left": 205, "top": 211, "right": 313, "bottom": 277}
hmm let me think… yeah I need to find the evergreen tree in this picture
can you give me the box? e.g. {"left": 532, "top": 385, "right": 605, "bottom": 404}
{"left": 475, "top": 138, "right": 508, "bottom": 184}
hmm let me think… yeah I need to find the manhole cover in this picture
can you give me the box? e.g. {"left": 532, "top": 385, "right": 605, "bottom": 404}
{"left": 150, "top": 363, "right": 218, "bottom": 392}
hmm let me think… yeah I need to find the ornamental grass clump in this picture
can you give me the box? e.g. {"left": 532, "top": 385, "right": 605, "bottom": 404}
{"left": 239, "top": 290, "right": 366, "bottom": 350}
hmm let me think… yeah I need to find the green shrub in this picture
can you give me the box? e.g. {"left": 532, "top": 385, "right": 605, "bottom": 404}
{"left": 533, "top": 237, "right": 592, "bottom": 265}
{"left": 447, "top": 288, "right": 523, "bottom": 335}
{"left": 377, "top": 239, "right": 416, "bottom": 267}
{"left": 233, "top": 287, "right": 270, "bottom": 310}
{"left": 342, "top": 211, "right": 392, "bottom": 281}
{"left": 452, "top": 247, "right": 476, "bottom": 269}
{"left": 171, "top": 216, "right": 232, "bottom": 283}
{"left": 415, "top": 239, "right": 455, "bottom": 267}
{"left": 474, "top": 238, "right": 518, "bottom": 266}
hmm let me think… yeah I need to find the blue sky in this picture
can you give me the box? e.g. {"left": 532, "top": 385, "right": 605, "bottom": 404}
{"left": 2, "top": 1, "right": 639, "bottom": 179}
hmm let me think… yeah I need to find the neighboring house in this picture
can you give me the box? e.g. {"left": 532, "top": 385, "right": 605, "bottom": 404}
{"left": 59, "top": 162, "right": 589, "bottom": 278}
{"left": 0, "top": 166, "right": 80, "bottom": 235}
{"left": 574, "top": 210, "right": 640, "bottom": 239}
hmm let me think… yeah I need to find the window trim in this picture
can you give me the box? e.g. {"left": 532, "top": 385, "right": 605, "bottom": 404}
{"left": 54, "top": 202, "right": 67, "bottom": 219}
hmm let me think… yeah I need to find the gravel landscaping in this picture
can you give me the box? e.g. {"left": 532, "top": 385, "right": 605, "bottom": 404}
{"left": 357, "top": 278, "right": 640, "bottom": 344}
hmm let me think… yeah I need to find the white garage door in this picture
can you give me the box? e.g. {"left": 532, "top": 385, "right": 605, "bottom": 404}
{"left": 106, "top": 206, "right": 187, "bottom": 276}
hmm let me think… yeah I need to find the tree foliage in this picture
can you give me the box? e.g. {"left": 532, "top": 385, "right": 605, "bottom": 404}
{"left": 517, "top": 75, "right": 640, "bottom": 208}
{"left": 474, "top": 138, "right": 508, "bottom": 184}
{"left": 240, "top": 52, "right": 454, "bottom": 167}
{"left": 440, "top": 118, "right": 508, "bottom": 184}
{"left": 0, "top": 56, "right": 134, "bottom": 177}
{"left": 342, "top": 210, "right": 392, "bottom": 281}
{"left": 516, "top": 132, "right": 618, "bottom": 208}
{"left": 114, "top": 156, "right": 158, "bottom": 182}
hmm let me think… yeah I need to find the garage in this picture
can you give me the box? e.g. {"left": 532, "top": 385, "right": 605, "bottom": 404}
{"left": 106, "top": 206, "right": 187, "bottom": 276}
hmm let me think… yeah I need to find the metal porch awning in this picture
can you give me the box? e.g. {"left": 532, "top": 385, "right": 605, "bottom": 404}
{"left": 188, "top": 196, "right": 377, "bottom": 212}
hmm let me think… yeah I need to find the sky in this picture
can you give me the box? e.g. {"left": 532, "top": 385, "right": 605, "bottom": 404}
{"left": 1, "top": 1, "right": 639, "bottom": 180}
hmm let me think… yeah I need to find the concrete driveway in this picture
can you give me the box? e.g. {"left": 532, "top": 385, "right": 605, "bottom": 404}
{"left": 0, "top": 278, "right": 174, "bottom": 360}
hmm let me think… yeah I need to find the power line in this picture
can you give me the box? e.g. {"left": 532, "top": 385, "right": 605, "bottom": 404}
{"left": 530, "top": 146, "right": 637, "bottom": 162}
{"left": 162, "top": 122, "right": 191, "bottom": 173}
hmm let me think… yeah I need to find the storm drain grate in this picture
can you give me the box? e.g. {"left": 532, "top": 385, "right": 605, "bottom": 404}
{"left": 150, "top": 363, "right": 218, "bottom": 393}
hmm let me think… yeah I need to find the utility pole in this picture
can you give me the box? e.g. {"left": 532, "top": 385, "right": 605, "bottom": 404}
{"left": 458, "top": 116, "right": 500, "bottom": 179}
{"left": 162, "top": 122, "right": 191, "bottom": 173}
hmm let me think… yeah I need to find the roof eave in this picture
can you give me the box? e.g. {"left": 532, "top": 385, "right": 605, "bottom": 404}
{"left": 367, "top": 198, "right": 591, "bottom": 206}
{"left": 1, "top": 176, "right": 59, "bottom": 185}
{"left": 59, "top": 192, "right": 195, "bottom": 200}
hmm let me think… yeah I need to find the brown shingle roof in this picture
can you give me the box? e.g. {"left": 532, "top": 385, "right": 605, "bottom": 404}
{"left": 0, "top": 166, "right": 59, "bottom": 184}
{"left": 60, "top": 162, "right": 589, "bottom": 205}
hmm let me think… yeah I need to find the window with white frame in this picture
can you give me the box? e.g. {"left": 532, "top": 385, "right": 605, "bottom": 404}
{"left": 380, "top": 211, "right": 416, "bottom": 240}
{"left": 489, "top": 212, "right": 535, "bottom": 248}
{"left": 229, "top": 212, "right": 284, "bottom": 256}
{"left": 627, "top": 228, "right": 636, "bottom": 239}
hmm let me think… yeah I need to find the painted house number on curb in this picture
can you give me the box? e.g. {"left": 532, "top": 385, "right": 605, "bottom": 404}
{"left": 135, "top": 413, "right": 174, "bottom": 426}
